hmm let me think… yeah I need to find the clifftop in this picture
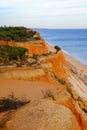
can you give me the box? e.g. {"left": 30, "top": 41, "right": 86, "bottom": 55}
{"left": 0, "top": 26, "right": 41, "bottom": 42}
{"left": 0, "top": 26, "right": 49, "bottom": 61}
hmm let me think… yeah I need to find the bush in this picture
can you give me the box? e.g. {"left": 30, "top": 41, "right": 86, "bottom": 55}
{"left": 82, "top": 108, "right": 87, "bottom": 113}
{"left": 0, "top": 26, "right": 38, "bottom": 42}
{"left": 53, "top": 74, "right": 65, "bottom": 85}
{"left": 0, "top": 92, "right": 30, "bottom": 112}
{"left": 42, "top": 89, "right": 55, "bottom": 100}
{"left": 58, "top": 79, "right": 65, "bottom": 85}
{"left": 67, "top": 87, "right": 75, "bottom": 100}
{"left": 54, "top": 45, "right": 61, "bottom": 52}
{"left": 32, "top": 54, "right": 39, "bottom": 60}
{"left": 0, "top": 44, "right": 28, "bottom": 64}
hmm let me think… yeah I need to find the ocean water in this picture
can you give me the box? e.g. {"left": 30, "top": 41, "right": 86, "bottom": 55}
{"left": 35, "top": 29, "right": 87, "bottom": 65}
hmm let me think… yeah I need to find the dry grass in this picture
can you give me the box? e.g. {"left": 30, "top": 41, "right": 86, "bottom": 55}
{"left": 42, "top": 89, "right": 55, "bottom": 100}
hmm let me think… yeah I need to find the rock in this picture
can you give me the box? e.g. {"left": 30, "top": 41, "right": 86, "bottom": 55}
{"left": 4, "top": 99, "right": 80, "bottom": 130}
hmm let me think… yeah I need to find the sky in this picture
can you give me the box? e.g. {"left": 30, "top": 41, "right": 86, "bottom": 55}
{"left": 0, "top": 0, "right": 87, "bottom": 29}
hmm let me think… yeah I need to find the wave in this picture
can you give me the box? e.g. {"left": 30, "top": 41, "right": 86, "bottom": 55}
{"left": 62, "top": 50, "right": 70, "bottom": 55}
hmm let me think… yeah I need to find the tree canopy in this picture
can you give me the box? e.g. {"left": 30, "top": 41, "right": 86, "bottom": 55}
{"left": 0, "top": 26, "right": 38, "bottom": 42}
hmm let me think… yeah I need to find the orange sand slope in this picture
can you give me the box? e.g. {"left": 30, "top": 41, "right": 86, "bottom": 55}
{"left": 0, "top": 79, "right": 58, "bottom": 101}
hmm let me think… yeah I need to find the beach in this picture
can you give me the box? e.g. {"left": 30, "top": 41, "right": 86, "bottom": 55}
{"left": 47, "top": 42, "right": 87, "bottom": 81}
{"left": 63, "top": 52, "right": 87, "bottom": 85}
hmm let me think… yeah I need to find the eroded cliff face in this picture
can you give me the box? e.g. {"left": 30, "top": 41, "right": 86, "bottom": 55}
{"left": 45, "top": 51, "right": 69, "bottom": 82}
{"left": 0, "top": 39, "right": 48, "bottom": 56}
{"left": 0, "top": 41, "right": 87, "bottom": 130}
{"left": 0, "top": 51, "right": 69, "bottom": 85}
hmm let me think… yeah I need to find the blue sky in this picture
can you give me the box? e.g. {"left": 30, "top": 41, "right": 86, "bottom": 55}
{"left": 0, "top": 0, "right": 87, "bottom": 28}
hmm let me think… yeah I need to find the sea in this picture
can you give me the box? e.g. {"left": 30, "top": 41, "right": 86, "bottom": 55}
{"left": 35, "top": 29, "right": 87, "bottom": 65}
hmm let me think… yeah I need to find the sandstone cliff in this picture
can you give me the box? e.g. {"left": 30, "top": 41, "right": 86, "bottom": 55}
{"left": 3, "top": 99, "right": 80, "bottom": 130}
{"left": 0, "top": 36, "right": 87, "bottom": 130}
{"left": 0, "top": 39, "right": 48, "bottom": 56}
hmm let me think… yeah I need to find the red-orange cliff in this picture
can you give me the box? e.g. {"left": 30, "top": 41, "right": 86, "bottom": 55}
{"left": 0, "top": 38, "right": 87, "bottom": 130}
{"left": 0, "top": 39, "right": 48, "bottom": 56}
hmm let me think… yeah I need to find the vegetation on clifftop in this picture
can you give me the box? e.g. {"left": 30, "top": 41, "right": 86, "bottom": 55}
{"left": 54, "top": 45, "right": 61, "bottom": 52}
{"left": 0, "top": 26, "right": 40, "bottom": 42}
{"left": 0, "top": 44, "right": 28, "bottom": 64}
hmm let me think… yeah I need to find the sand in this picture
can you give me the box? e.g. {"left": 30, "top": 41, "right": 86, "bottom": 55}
{"left": 63, "top": 52, "right": 87, "bottom": 85}
{"left": 63, "top": 52, "right": 87, "bottom": 102}
{"left": 4, "top": 99, "right": 80, "bottom": 130}
{"left": 0, "top": 79, "right": 58, "bottom": 101}
{"left": 64, "top": 52, "right": 87, "bottom": 75}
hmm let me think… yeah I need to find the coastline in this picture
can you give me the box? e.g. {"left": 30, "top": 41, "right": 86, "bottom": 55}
{"left": 63, "top": 52, "right": 87, "bottom": 85}
{"left": 63, "top": 49, "right": 87, "bottom": 66}
{"left": 47, "top": 43, "right": 87, "bottom": 85}
{"left": 0, "top": 43, "right": 87, "bottom": 99}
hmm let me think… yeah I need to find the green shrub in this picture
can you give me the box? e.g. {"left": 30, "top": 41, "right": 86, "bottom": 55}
{"left": 53, "top": 74, "right": 65, "bottom": 85}
{"left": 58, "top": 79, "right": 65, "bottom": 85}
{"left": 0, "top": 44, "right": 28, "bottom": 64}
{"left": 54, "top": 45, "right": 61, "bottom": 52}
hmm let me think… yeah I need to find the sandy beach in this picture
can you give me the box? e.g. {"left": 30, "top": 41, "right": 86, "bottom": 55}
{"left": 47, "top": 43, "right": 87, "bottom": 84}
{"left": 64, "top": 52, "right": 87, "bottom": 74}
{"left": 63, "top": 52, "right": 87, "bottom": 85}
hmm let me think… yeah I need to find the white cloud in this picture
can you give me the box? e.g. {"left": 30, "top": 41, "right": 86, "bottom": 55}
{"left": 0, "top": 0, "right": 87, "bottom": 8}
{"left": 0, "top": 0, "right": 87, "bottom": 17}
{"left": 0, "top": 0, "right": 87, "bottom": 28}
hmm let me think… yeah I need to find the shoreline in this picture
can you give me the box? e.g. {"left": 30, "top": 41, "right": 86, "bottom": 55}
{"left": 63, "top": 52, "right": 87, "bottom": 85}
{"left": 63, "top": 49, "right": 87, "bottom": 66}
{"left": 47, "top": 42, "right": 87, "bottom": 66}
{"left": 47, "top": 43, "right": 87, "bottom": 85}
